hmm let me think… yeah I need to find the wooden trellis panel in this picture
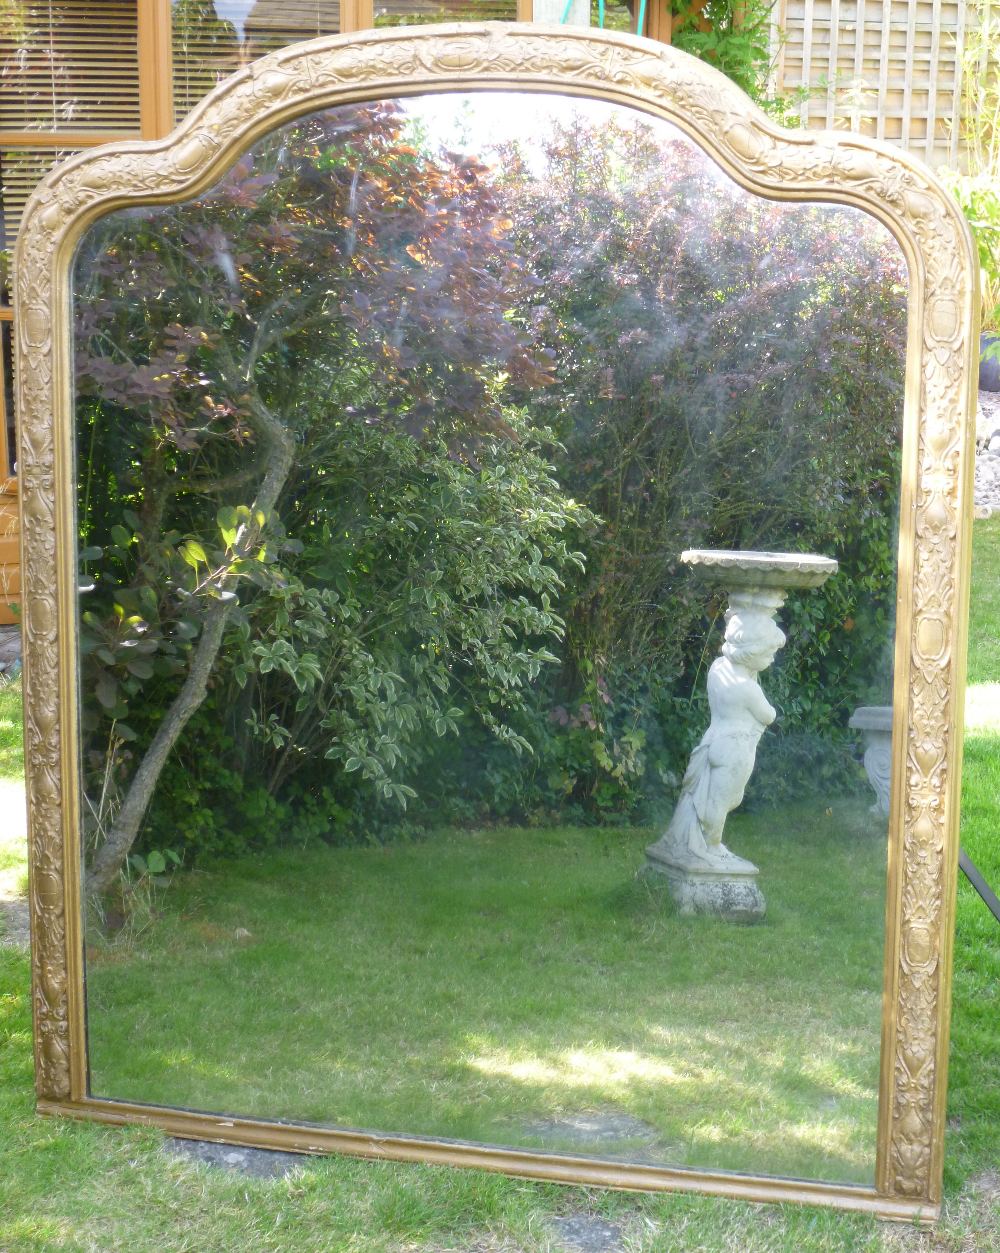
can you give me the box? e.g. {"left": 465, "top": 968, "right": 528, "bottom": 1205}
{"left": 772, "top": 0, "right": 985, "bottom": 167}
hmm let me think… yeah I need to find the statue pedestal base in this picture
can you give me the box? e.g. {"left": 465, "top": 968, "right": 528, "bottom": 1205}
{"left": 848, "top": 705, "right": 893, "bottom": 817}
{"left": 644, "top": 847, "right": 766, "bottom": 922}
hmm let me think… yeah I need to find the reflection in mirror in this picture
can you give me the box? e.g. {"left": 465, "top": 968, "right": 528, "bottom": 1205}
{"left": 76, "top": 92, "right": 906, "bottom": 1186}
{"left": 171, "top": 2, "right": 342, "bottom": 120}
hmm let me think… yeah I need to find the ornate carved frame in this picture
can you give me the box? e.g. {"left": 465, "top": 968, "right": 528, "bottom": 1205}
{"left": 14, "top": 23, "right": 977, "bottom": 1223}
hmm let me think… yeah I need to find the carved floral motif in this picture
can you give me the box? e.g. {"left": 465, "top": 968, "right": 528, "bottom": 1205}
{"left": 14, "top": 23, "right": 976, "bottom": 1206}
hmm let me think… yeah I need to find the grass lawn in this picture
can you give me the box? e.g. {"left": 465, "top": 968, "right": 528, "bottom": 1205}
{"left": 0, "top": 679, "right": 28, "bottom": 933}
{"left": 0, "top": 677, "right": 24, "bottom": 780}
{"left": 2, "top": 520, "right": 999, "bottom": 1250}
{"left": 86, "top": 808, "right": 885, "bottom": 1186}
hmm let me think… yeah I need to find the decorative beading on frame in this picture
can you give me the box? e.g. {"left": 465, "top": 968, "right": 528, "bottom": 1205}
{"left": 14, "top": 23, "right": 975, "bottom": 1203}
{"left": 18, "top": 255, "right": 68, "bottom": 1099}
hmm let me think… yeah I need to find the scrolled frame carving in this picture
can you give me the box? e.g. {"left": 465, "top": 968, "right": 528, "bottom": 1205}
{"left": 15, "top": 23, "right": 976, "bottom": 1222}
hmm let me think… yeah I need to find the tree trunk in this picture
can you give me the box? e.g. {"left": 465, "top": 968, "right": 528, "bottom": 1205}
{"left": 86, "top": 401, "right": 296, "bottom": 898}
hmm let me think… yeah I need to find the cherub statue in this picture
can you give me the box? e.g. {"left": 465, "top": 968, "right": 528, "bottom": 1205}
{"left": 646, "top": 598, "right": 786, "bottom": 873}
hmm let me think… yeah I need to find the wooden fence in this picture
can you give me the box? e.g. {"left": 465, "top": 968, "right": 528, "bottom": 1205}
{"left": 770, "top": 0, "right": 990, "bottom": 167}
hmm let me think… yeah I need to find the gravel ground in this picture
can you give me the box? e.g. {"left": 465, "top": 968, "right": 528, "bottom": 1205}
{"left": 976, "top": 390, "right": 1000, "bottom": 517}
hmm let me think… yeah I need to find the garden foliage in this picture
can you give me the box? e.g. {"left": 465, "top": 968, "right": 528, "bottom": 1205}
{"left": 939, "top": 1, "right": 1000, "bottom": 339}
{"left": 74, "top": 100, "right": 906, "bottom": 877}
{"left": 671, "top": 0, "right": 777, "bottom": 107}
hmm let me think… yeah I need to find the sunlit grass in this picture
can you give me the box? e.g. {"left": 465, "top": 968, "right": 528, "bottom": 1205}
{"left": 0, "top": 676, "right": 23, "bottom": 780}
{"left": 86, "top": 810, "right": 886, "bottom": 1186}
{"left": 0, "top": 679, "right": 27, "bottom": 934}
{"left": 945, "top": 515, "right": 1000, "bottom": 1211}
{"left": 965, "top": 515, "right": 1000, "bottom": 739}
{"left": 964, "top": 680, "right": 1000, "bottom": 734}
{"left": 963, "top": 520, "right": 1000, "bottom": 747}
{"left": 966, "top": 516, "right": 1000, "bottom": 687}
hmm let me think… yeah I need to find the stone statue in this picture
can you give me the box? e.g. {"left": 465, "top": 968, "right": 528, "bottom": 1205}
{"left": 644, "top": 548, "right": 838, "bottom": 920}
{"left": 648, "top": 602, "right": 786, "bottom": 874}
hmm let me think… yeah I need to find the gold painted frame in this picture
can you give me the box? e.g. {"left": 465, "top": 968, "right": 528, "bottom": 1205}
{"left": 15, "top": 23, "right": 977, "bottom": 1223}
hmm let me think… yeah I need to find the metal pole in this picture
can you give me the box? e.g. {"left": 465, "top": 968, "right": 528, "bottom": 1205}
{"left": 959, "top": 849, "right": 1000, "bottom": 926}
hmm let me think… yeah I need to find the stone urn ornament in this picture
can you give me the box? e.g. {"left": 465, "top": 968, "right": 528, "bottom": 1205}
{"left": 848, "top": 705, "right": 893, "bottom": 816}
{"left": 645, "top": 549, "right": 838, "bottom": 921}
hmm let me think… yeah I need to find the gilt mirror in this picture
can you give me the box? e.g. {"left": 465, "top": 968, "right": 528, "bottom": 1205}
{"left": 16, "top": 25, "right": 977, "bottom": 1223}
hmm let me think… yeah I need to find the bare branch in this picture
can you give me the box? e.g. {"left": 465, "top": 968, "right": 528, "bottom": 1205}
{"left": 87, "top": 392, "right": 297, "bottom": 898}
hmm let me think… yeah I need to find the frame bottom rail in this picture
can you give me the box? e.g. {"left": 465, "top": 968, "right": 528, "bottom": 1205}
{"left": 38, "top": 1097, "right": 938, "bottom": 1225}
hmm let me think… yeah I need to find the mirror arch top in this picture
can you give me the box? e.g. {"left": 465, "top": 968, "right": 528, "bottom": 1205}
{"left": 14, "top": 22, "right": 978, "bottom": 1219}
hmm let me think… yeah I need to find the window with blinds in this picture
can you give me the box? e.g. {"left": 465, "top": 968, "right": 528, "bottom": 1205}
{"left": 526, "top": 1, "right": 639, "bottom": 33}
{"left": 0, "top": 323, "right": 14, "bottom": 476}
{"left": 0, "top": 1, "right": 141, "bottom": 134}
{"left": 374, "top": 0, "right": 517, "bottom": 24}
{"left": 0, "top": 146, "right": 77, "bottom": 304}
{"left": 172, "top": 1, "right": 343, "bottom": 120}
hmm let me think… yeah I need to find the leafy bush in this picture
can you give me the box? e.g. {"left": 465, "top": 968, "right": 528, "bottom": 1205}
{"left": 477, "top": 115, "right": 906, "bottom": 820}
{"left": 75, "top": 103, "right": 584, "bottom": 880}
{"left": 672, "top": 0, "right": 777, "bottom": 107}
{"left": 76, "top": 99, "right": 906, "bottom": 871}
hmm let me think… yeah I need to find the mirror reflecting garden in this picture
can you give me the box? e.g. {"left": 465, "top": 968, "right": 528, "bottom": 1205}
{"left": 74, "top": 92, "right": 907, "bottom": 1185}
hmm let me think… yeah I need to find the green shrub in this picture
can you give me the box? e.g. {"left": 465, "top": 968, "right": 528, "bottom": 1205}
{"left": 76, "top": 99, "right": 906, "bottom": 865}
{"left": 482, "top": 115, "right": 906, "bottom": 821}
{"left": 939, "top": 1, "right": 1000, "bottom": 335}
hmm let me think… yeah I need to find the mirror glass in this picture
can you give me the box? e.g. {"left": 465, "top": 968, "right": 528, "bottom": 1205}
{"left": 75, "top": 91, "right": 907, "bottom": 1186}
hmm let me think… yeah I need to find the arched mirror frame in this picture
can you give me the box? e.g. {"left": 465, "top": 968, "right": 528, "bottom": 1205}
{"left": 14, "top": 23, "right": 977, "bottom": 1224}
